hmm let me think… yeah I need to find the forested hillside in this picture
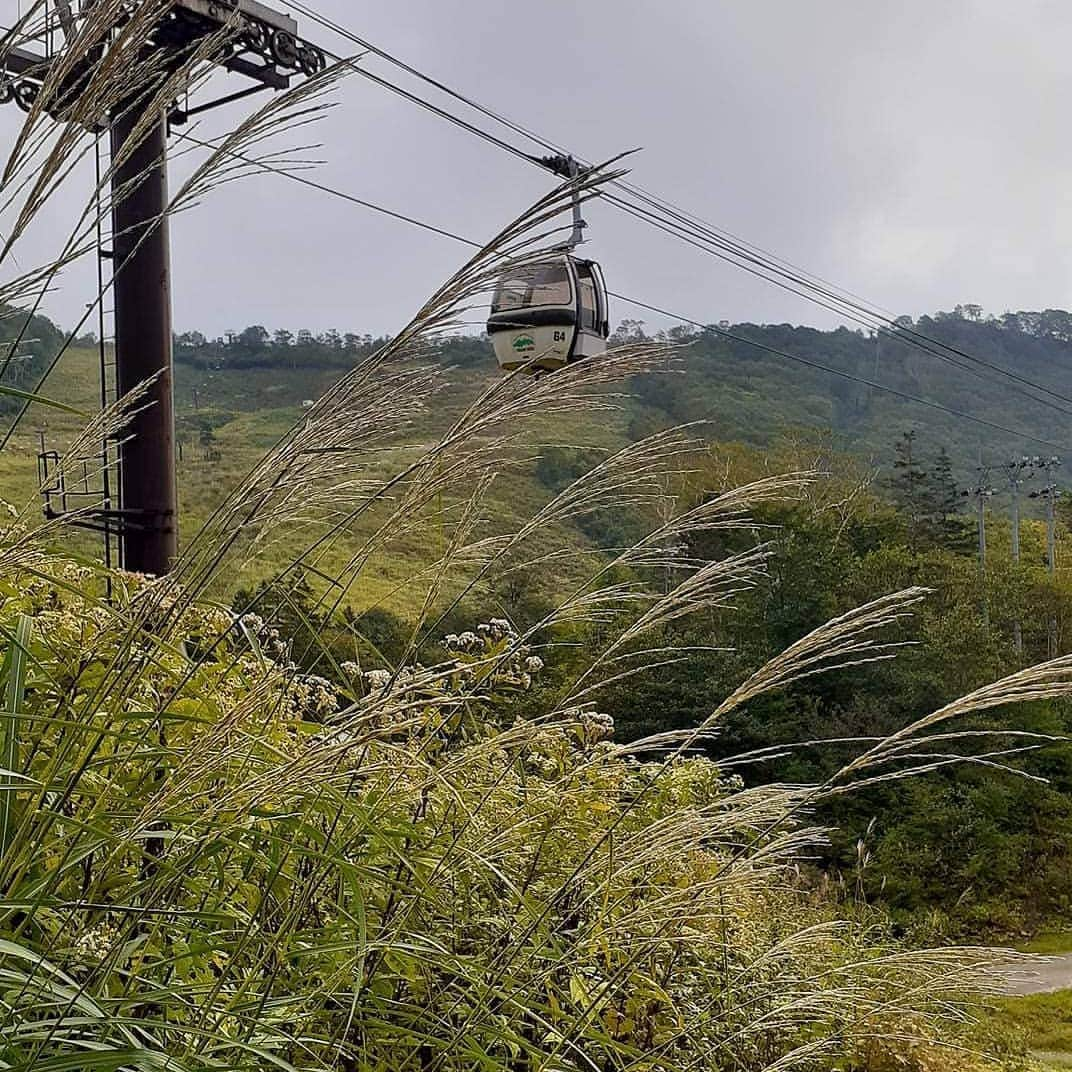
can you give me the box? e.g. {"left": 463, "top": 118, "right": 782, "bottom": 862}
{"left": 0, "top": 305, "right": 67, "bottom": 414}
{"left": 167, "top": 304, "right": 1072, "bottom": 482}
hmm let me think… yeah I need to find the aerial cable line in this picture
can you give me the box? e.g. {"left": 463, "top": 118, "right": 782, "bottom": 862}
{"left": 608, "top": 180, "right": 1072, "bottom": 408}
{"left": 289, "top": 0, "right": 894, "bottom": 308}
{"left": 599, "top": 192, "right": 1072, "bottom": 418}
{"left": 287, "top": 0, "right": 563, "bottom": 155}
{"left": 290, "top": 1, "right": 1072, "bottom": 414}
{"left": 340, "top": 62, "right": 538, "bottom": 166}
{"left": 174, "top": 131, "right": 480, "bottom": 246}
{"left": 178, "top": 131, "right": 1070, "bottom": 453}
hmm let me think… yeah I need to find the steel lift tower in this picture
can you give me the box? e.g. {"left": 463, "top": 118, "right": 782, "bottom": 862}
{"left": 0, "top": 1, "right": 327, "bottom": 574}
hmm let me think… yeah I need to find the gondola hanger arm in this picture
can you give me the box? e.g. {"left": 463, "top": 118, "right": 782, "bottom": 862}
{"left": 54, "top": 1, "right": 75, "bottom": 39}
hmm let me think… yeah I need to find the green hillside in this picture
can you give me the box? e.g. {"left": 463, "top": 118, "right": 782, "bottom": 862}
{"left": 6, "top": 304, "right": 1072, "bottom": 611}
{"left": 175, "top": 304, "right": 1072, "bottom": 481}
{"left": 619, "top": 309, "right": 1072, "bottom": 479}
{"left": 1, "top": 341, "right": 637, "bottom": 617}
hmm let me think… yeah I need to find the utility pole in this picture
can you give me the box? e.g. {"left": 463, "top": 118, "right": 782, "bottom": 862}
{"left": 1004, "top": 455, "right": 1036, "bottom": 655}
{"left": 1, "top": 1, "right": 326, "bottom": 574}
{"left": 1030, "top": 456, "right": 1062, "bottom": 658}
{"left": 964, "top": 467, "right": 994, "bottom": 627}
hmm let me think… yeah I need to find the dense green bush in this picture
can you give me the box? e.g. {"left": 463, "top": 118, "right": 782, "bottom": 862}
{"left": 0, "top": 548, "right": 1025, "bottom": 1070}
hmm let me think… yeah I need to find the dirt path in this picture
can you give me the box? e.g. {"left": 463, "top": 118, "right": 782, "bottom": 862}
{"left": 1002, "top": 953, "right": 1072, "bottom": 996}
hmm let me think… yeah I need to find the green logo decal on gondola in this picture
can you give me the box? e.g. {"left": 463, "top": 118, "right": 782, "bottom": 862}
{"left": 512, "top": 335, "right": 535, "bottom": 352}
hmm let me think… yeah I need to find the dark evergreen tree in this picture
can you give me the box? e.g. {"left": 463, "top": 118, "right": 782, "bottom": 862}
{"left": 924, "top": 447, "right": 972, "bottom": 551}
{"left": 889, "top": 430, "right": 927, "bottom": 548}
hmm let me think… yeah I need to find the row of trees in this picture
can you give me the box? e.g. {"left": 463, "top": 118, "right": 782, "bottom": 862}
{"left": 173, "top": 325, "right": 391, "bottom": 369}
{"left": 173, "top": 326, "right": 503, "bottom": 372}
{"left": 909, "top": 304, "right": 1072, "bottom": 343}
{"left": 859, "top": 303, "right": 1072, "bottom": 343}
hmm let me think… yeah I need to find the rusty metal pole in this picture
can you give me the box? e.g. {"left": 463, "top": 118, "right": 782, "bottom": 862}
{"left": 110, "top": 107, "right": 177, "bottom": 575}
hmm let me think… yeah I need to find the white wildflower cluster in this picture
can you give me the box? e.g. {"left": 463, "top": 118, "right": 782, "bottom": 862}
{"left": 363, "top": 668, "right": 392, "bottom": 692}
{"left": 480, "top": 618, "right": 515, "bottom": 642}
{"left": 238, "top": 612, "right": 288, "bottom": 659}
{"left": 73, "top": 923, "right": 118, "bottom": 964}
{"left": 290, "top": 673, "right": 339, "bottom": 717}
{"left": 580, "top": 710, "right": 615, "bottom": 745}
{"left": 515, "top": 706, "right": 619, "bottom": 779}
{"left": 340, "top": 661, "right": 361, "bottom": 677}
{"left": 120, "top": 570, "right": 171, "bottom": 606}
{"left": 60, "top": 562, "right": 93, "bottom": 583}
{"left": 360, "top": 667, "right": 431, "bottom": 709}
{"left": 445, "top": 619, "right": 518, "bottom": 655}
{"left": 443, "top": 620, "right": 545, "bottom": 692}
{"left": 363, "top": 666, "right": 430, "bottom": 694}
{"left": 444, "top": 631, "right": 481, "bottom": 653}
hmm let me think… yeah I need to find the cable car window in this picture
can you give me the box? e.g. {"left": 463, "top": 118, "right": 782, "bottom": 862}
{"left": 575, "top": 262, "right": 599, "bottom": 331}
{"left": 590, "top": 262, "right": 609, "bottom": 335}
{"left": 492, "top": 262, "right": 572, "bottom": 312}
{"left": 577, "top": 278, "right": 598, "bottom": 331}
{"left": 491, "top": 277, "right": 531, "bottom": 314}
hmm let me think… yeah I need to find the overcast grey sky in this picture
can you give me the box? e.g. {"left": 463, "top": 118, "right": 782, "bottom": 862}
{"left": 8, "top": 0, "right": 1072, "bottom": 338}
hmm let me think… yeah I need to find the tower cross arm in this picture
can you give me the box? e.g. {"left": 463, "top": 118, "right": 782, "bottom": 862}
{"left": 0, "top": 0, "right": 328, "bottom": 119}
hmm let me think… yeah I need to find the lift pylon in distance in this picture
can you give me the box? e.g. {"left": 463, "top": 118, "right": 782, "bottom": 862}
{"left": 0, "top": 0, "right": 327, "bottom": 575}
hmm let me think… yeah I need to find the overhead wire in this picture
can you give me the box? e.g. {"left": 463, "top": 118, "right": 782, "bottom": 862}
{"left": 289, "top": 0, "right": 1072, "bottom": 416}
{"left": 176, "top": 130, "right": 1071, "bottom": 453}
{"left": 287, "top": 0, "right": 898, "bottom": 314}
{"left": 603, "top": 180, "right": 1072, "bottom": 410}
{"left": 174, "top": 131, "right": 480, "bottom": 247}
{"left": 597, "top": 190, "right": 1072, "bottom": 418}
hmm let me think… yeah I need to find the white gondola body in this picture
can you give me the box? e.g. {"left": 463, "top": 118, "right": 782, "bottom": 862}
{"left": 492, "top": 320, "right": 572, "bottom": 372}
{"left": 487, "top": 255, "right": 609, "bottom": 374}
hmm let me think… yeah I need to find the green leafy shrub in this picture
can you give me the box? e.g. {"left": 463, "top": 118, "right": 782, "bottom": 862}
{"left": 0, "top": 552, "right": 1033, "bottom": 1070}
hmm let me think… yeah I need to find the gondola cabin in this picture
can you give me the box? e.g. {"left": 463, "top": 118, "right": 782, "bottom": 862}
{"left": 487, "top": 255, "right": 609, "bottom": 372}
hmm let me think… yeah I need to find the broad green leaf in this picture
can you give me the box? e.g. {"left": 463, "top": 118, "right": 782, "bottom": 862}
{"left": 0, "top": 382, "right": 82, "bottom": 414}
{"left": 0, "top": 614, "right": 31, "bottom": 858}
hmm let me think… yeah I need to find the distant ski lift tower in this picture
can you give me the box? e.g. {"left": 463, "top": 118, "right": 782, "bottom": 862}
{"left": 0, "top": 1, "right": 327, "bottom": 575}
